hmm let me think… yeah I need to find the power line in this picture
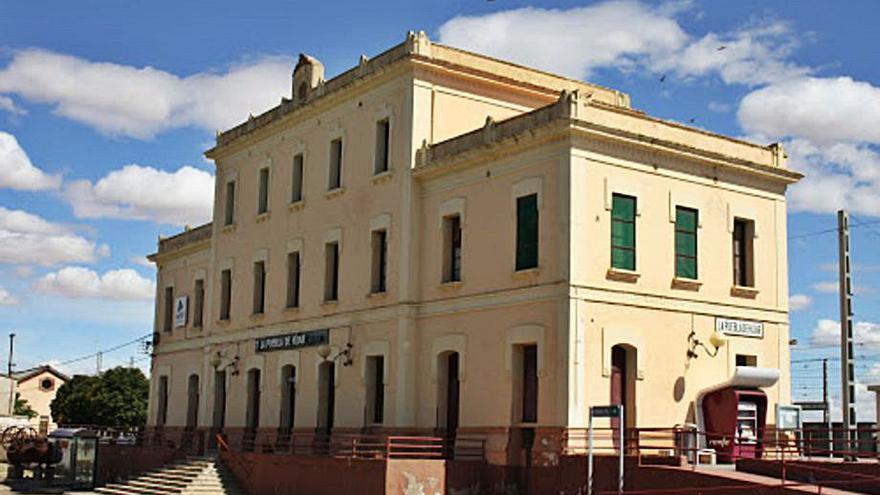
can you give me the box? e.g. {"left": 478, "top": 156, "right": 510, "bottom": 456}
{"left": 55, "top": 333, "right": 151, "bottom": 367}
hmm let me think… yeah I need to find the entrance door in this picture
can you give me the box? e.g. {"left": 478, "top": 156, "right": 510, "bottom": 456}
{"left": 610, "top": 346, "right": 627, "bottom": 450}
{"left": 245, "top": 369, "right": 261, "bottom": 451}
{"left": 437, "top": 352, "right": 460, "bottom": 457}
{"left": 212, "top": 370, "right": 226, "bottom": 428}
{"left": 317, "top": 362, "right": 335, "bottom": 434}
{"left": 186, "top": 374, "right": 200, "bottom": 429}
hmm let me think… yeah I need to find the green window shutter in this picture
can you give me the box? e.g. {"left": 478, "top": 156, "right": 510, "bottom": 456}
{"left": 610, "top": 194, "right": 636, "bottom": 270}
{"left": 675, "top": 207, "right": 698, "bottom": 279}
{"left": 516, "top": 194, "right": 539, "bottom": 270}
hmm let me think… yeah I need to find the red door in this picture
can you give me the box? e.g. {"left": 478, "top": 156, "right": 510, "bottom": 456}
{"left": 610, "top": 346, "right": 626, "bottom": 450}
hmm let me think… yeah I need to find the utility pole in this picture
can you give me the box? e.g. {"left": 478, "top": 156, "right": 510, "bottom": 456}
{"left": 7, "top": 332, "right": 14, "bottom": 415}
{"left": 838, "top": 210, "right": 856, "bottom": 458}
{"left": 96, "top": 351, "right": 102, "bottom": 375}
{"left": 129, "top": 356, "right": 135, "bottom": 368}
{"left": 823, "top": 358, "right": 832, "bottom": 457}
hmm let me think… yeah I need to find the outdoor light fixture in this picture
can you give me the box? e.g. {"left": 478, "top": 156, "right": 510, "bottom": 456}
{"left": 687, "top": 330, "right": 727, "bottom": 359}
{"left": 210, "top": 349, "right": 240, "bottom": 375}
{"left": 316, "top": 342, "right": 353, "bottom": 367}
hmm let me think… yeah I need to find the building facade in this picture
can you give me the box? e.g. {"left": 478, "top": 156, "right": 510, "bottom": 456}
{"left": 12, "top": 365, "right": 68, "bottom": 431}
{"left": 147, "top": 32, "right": 801, "bottom": 465}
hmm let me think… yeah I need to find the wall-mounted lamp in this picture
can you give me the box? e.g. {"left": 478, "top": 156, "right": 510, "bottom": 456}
{"left": 210, "top": 350, "right": 240, "bottom": 375}
{"left": 687, "top": 330, "right": 727, "bottom": 359}
{"left": 316, "top": 342, "right": 353, "bottom": 367}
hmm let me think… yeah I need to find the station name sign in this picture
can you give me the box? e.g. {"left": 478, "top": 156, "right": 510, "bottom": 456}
{"left": 255, "top": 329, "right": 329, "bottom": 353}
{"left": 715, "top": 317, "right": 764, "bottom": 339}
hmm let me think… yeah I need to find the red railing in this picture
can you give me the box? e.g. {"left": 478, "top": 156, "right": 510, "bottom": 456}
{"left": 220, "top": 431, "right": 485, "bottom": 461}
{"left": 216, "top": 434, "right": 253, "bottom": 480}
{"left": 563, "top": 425, "right": 880, "bottom": 494}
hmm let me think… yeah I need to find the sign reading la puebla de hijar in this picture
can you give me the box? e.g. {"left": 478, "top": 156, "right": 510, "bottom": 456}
{"left": 715, "top": 317, "right": 764, "bottom": 339}
{"left": 255, "top": 329, "right": 330, "bottom": 353}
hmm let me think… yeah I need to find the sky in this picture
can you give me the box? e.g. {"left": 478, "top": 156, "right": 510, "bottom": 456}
{"left": 0, "top": 0, "right": 879, "bottom": 420}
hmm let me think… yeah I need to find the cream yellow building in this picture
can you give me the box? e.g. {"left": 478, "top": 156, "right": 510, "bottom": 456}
{"left": 147, "top": 32, "right": 801, "bottom": 465}
{"left": 12, "top": 365, "right": 68, "bottom": 432}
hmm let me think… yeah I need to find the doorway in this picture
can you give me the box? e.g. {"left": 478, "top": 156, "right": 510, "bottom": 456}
{"left": 437, "top": 352, "right": 460, "bottom": 457}
{"left": 316, "top": 362, "right": 335, "bottom": 454}
{"left": 245, "top": 368, "right": 261, "bottom": 451}
{"left": 610, "top": 345, "right": 637, "bottom": 452}
{"left": 186, "top": 374, "right": 200, "bottom": 429}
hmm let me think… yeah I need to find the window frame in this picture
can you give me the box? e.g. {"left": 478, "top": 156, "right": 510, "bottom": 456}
{"left": 371, "top": 229, "right": 388, "bottom": 294}
{"left": 252, "top": 260, "right": 266, "bottom": 315}
{"left": 219, "top": 269, "right": 232, "bottom": 321}
{"left": 442, "top": 215, "right": 462, "bottom": 283}
{"left": 515, "top": 193, "right": 539, "bottom": 271}
{"left": 328, "top": 138, "right": 343, "bottom": 191}
{"left": 286, "top": 251, "right": 301, "bottom": 309}
{"left": 674, "top": 206, "right": 699, "bottom": 280}
{"left": 374, "top": 118, "right": 390, "bottom": 175}
{"left": 257, "top": 167, "right": 270, "bottom": 215}
{"left": 291, "top": 153, "right": 304, "bottom": 203}
{"left": 610, "top": 193, "right": 637, "bottom": 271}
{"left": 193, "top": 279, "right": 205, "bottom": 328}
{"left": 733, "top": 218, "right": 755, "bottom": 287}
{"left": 324, "top": 241, "right": 340, "bottom": 302}
{"left": 224, "top": 180, "right": 236, "bottom": 226}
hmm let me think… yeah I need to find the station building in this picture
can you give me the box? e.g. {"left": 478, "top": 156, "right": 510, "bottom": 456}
{"left": 146, "top": 32, "right": 801, "bottom": 466}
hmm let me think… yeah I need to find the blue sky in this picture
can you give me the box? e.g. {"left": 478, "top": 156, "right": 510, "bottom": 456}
{"left": 1, "top": 0, "right": 878, "bottom": 419}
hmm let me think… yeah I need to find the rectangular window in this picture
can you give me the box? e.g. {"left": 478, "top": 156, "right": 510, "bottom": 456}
{"left": 193, "top": 279, "right": 205, "bottom": 328}
{"left": 163, "top": 287, "right": 173, "bottom": 332}
{"left": 374, "top": 119, "right": 390, "bottom": 174}
{"left": 733, "top": 218, "right": 755, "bottom": 287}
{"left": 328, "top": 138, "right": 342, "bottom": 190}
{"left": 157, "top": 375, "right": 169, "bottom": 426}
{"left": 224, "top": 181, "right": 236, "bottom": 226}
{"left": 371, "top": 230, "right": 388, "bottom": 293}
{"left": 220, "top": 269, "right": 232, "bottom": 320}
{"left": 286, "top": 252, "right": 301, "bottom": 308}
{"left": 324, "top": 242, "right": 339, "bottom": 301}
{"left": 257, "top": 167, "right": 270, "bottom": 215}
{"left": 291, "top": 154, "right": 304, "bottom": 203}
{"left": 521, "top": 345, "right": 538, "bottom": 423}
{"left": 253, "top": 261, "right": 266, "bottom": 314}
{"left": 610, "top": 194, "right": 636, "bottom": 270}
{"left": 736, "top": 354, "right": 758, "bottom": 367}
{"left": 366, "top": 356, "right": 385, "bottom": 424}
{"left": 675, "top": 207, "right": 698, "bottom": 279}
{"left": 442, "top": 215, "right": 462, "bottom": 283}
{"left": 515, "top": 194, "right": 539, "bottom": 271}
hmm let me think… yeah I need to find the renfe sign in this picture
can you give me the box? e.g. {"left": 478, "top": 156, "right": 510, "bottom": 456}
{"left": 716, "top": 317, "right": 764, "bottom": 339}
{"left": 255, "top": 329, "right": 329, "bottom": 353}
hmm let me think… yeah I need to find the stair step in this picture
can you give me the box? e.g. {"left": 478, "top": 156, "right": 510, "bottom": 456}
{"left": 97, "top": 457, "right": 243, "bottom": 495}
{"left": 104, "top": 483, "right": 178, "bottom": 495}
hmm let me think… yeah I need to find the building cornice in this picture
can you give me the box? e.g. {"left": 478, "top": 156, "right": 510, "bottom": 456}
{"left": 205, "top": 31, "right": 630, "bottom": 161}
{"left": 413, "top": 91, "right": 802, "bottom": 186}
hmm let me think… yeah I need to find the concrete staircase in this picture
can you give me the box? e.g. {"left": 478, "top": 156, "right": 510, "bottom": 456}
{"left": 95, "top": 457, "right": 245, "bottom": 495}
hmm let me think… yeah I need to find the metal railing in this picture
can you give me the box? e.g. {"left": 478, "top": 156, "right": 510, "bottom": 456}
{"left": 563, "top": 425, "right": 880, "bottom": 494}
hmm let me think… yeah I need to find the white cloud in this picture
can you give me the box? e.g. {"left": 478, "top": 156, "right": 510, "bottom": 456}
{"left": 812, "top": 281, "right": 838, "bottom": 294}
{"left": 0, "top": 96, "right": 26, "bottom": 115}
{"left": 790, "top": 294, "right": 812, "bottom": 311}
{"left": 129, "top": 256, "right": 154, "bottom": 268}
{"left": 436, "top": 1, "right": 805, "bottom": 86}
{"left": 739, "top": 77, "right": 880, "bottom": 145}
{"left": 0, "top": 287, "right": 19, "bottom": 306}
{"left": 811, "top": 319, "right": 880, "bottom": 347}
{"left": 35, "top": 266, "right": 154, "bottom": 301}
{"left": 707, "top": 101, "right": 731, "bottom": 113}
{"left": 65, "top": 164, "right": 214, "bottom": 226}
{"left": 0, "top": 206, "right": 108, "bottom": 266}
{"left": 0, "top": 131, "right": 61, "bottom": 190}
{"left": 0, "top": 49, "right": 293, "bottom": 139}
{"left": 652, "top": 21, "right": 809, "bottom": 86}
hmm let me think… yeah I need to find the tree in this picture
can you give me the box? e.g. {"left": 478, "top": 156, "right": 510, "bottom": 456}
{"left": 50, "top": 367, "right": 149, "bottom": 427}
{"left": 13, "top": 393, "right": 37, "bottom": 419}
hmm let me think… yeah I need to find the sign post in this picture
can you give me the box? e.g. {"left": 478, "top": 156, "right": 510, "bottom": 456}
{"left": 588, "top": 405, "right": 624, "bottom": 495}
